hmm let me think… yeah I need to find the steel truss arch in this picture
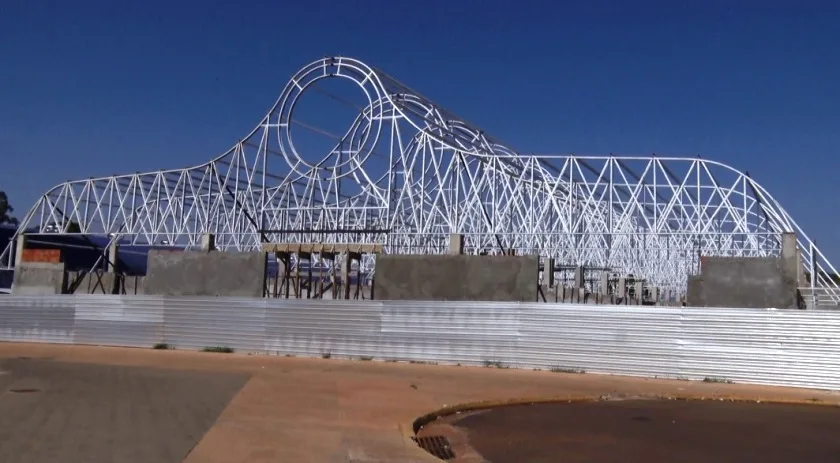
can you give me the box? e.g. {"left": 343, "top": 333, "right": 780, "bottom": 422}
{"left": 2, "top": 56, "right": 838, "bottom": 295}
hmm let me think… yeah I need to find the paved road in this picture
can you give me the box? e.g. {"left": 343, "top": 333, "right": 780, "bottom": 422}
{"left": 0, "top": 356, "right": 248, "bottom": 463}
{"left": 438, "top": 399, "right": 840, "bottom": 463}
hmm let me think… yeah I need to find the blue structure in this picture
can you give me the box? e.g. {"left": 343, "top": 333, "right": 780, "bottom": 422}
{"left": 0, "top": 227, "right": 367, "bottom": 293}
{"left": 0, "top": 225, "right": 15, "bottom": 291}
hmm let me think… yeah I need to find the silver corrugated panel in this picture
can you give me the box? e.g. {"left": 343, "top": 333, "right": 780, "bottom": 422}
{"left": 0, "top": 295, "right": 75, "bottom": 344}
{"left": 379, "top": 301, "right": 521, "bottom": 366}
{"left": 678, "top": 308, "right": 840, "bottom": 390}
{"left": 164, "top": 296, "right": 266, "bottom": 352}
{"left": 73, "top": 295, "right": 164, "bottom": 348}
{"left": 518, "top": 304, "right": 684, "bottom": 376}
{"left": 3, "top": 295, "right": 840, "bottom": 390}
{"left": 265, "top": 299, "right": 382, "bottom": 358}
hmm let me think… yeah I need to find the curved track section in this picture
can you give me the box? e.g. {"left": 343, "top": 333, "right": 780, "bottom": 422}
{"left": 1, "top": 56, "right": 837, "bottom": 292}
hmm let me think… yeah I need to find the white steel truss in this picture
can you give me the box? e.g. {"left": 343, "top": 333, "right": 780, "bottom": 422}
{"left": 1, "top": 56, "right": 838, "bottom": 292}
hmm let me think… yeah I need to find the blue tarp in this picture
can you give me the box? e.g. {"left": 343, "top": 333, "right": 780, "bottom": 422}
{"left": 0, "top": 225, "right": 19, "bottom": 291}
{"left": 22, "top": 234, "right": 180, "bottom": 276}
{"left": 0, "top": 227, "right": 369, "bottom": 284}
{"left": 0, "top": 224, "right": 15, "bottom": 256}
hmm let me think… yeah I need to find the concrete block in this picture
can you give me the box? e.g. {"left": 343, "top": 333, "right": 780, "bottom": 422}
{"left": 687, "top": 256, "right": 799, "bottom": 309}
{"left": 448, "top": 234, "right": 465, "bottom": 255}
{"left": 12, "top": 262, "right": 67, "bottom": 295}
{"left": 650, "top": 286, "right": 660, "bottom": 304}
{"left": 599, "top": 273, "right": 609, "bottom": 295}
{"left": 145, "top": 250, "right": 266, "bottom": 297}
{"left": 780, "top": 232, "right": 808, "bottom": 286}
{"left": 200, "top": 233, "right": 216, "bottom": 252}
{"left": 13, "top": 234, "right": 26, "bottom": 268}
{"left": 573, "top": 266, "right": 585, "bottom": 288}
{"left": 616, "top": 277, "right": 627, "bottom": 298}
{"left": 374, "top": 254, "right": 539, "bottom": 302}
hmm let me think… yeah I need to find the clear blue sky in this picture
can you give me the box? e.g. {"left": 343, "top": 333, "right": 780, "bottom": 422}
{"left": 1, "top": 1, "right": 839, "bottom": 259}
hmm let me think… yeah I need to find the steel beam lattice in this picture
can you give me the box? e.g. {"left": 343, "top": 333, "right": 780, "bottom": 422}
{"left": 1, "top": 56, "right": 837, "bottom": 292}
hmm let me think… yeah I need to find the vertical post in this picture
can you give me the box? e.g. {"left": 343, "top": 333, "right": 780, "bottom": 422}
{"left": 574, "top": 266, "right": 584, "bottom": 303}
{"left": 342, "top": 253, "right": 351, "bottom": 300}
{"left": 272, "top": 256, "right": 279, "bottom": 298}
{"left": 331, "top": 254, "right": 338, "bottom": 299}
{"left": 106, "top": 242, "right": 119, "bottom": 273}
{"left": 282, "top": 253, "right": 291, "bottom": 299}
{"left": 546, "top": 258, "right": 555, "bottom": 288}
{"left": 350, "top": 252, "right": 362, "bottom": 300}
{"left": 13, "top": 233, "right": 27, "bottom": 269}
{"left": 293, "top": 252, "right": 301, "bottom": 298}
{"left": 810, "top": 241, "right": 817, "bottom": 309}
{"left": 616, "top": 277, "right": 627, "bottom": 304}
{"left": 317, "top": 253, "right": 324, "bottom": 299}
{"left": 634, "top": 281, "right": 644, "bottom": 305}
{"left": 301, "top": 251, "right": 312, "bottom": 299}
{"left": 370, "top": 254, "right": 376, "bottom": 301}
{"left": 574, "top": 266, "right": 584, "bottom": 289}
{"left": 599, "top": 272, "right": 610, "bottom": 299}
{"left": 200, "top": 233, "right": 216, "bottom": 252}
{"left": 449, "top": 233, "right": 464, "bottom": 255}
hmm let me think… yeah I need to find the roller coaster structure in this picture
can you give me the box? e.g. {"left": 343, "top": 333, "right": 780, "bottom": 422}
{"left": 1, "top": 56, "right": 838, "bottom": 293}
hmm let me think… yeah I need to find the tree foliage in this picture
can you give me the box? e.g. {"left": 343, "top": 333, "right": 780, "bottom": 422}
{"left": 0, "top": 191, "right": 18, "bottom": 225}
{"left": 65, "top": 220, "right": 81, "bottom": 233}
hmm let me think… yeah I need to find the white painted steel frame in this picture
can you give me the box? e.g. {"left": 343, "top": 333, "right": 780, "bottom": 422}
{"left": 1, "top": 56, "right": 836, "bottom": 292}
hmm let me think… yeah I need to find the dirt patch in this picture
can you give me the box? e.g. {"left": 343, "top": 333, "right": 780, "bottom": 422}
{"left": 419, "top": 399, "right": 840, "bottom": 462}
{"left": 0, "top": 357, "right": 249, "bottom": 463}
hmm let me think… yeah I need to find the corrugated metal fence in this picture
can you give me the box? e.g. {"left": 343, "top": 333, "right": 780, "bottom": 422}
{"left": 2, "top": 295, "right": 840, "bottom": 390}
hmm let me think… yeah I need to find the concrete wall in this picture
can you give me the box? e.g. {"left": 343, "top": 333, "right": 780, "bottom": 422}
{"left": 687, "top": 255, "right": 800, "bottom": 309}
{"left": 144, "top": 250, "right": 266, "bottom": 297}
{"left": 12, "top": 262, "right": 67, "bottom": 295}
{"left": 374, "top": 254, "right": 539, "bottom": 301}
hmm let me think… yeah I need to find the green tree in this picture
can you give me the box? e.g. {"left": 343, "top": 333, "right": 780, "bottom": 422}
{"left": 65, "top": 220, "right": 81, "bottom": 233}
{"left": 0, "top": 191, "right": 18, "bottom": 225}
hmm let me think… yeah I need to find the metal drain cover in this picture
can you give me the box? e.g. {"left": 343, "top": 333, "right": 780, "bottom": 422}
{"left": 412, "top": 435, "right": 455, "bottom": 460}
{"left": 9, "top": 388, "right": 40, "bottom": 394}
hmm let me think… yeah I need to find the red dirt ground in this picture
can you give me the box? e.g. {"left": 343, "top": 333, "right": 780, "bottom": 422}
{"left": 420, "top": 399, "right": 840, "bottom": 462}
{"left": 3, "top": 342, "right": 840, "bottom": 462}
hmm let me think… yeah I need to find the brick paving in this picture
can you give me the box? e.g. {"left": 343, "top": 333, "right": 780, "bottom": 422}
{"left": 0, "top": 356, "right": 248, "bottom": 463}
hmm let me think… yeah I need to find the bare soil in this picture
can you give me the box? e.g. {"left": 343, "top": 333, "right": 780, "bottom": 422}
{"left": 420, "top": 399, "right": 840, "bottom": 463}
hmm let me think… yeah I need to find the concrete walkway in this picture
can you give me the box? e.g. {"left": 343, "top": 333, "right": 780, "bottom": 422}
{"left": 0, "top": 342, "right": 837, "bottom": 462}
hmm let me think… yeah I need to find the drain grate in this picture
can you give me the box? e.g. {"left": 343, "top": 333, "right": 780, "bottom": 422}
{"left": 9, "top": 388, "right": 40, "bottom": 394}
{"left": 412, "top": 435, "right": 455, "bottom": 460}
